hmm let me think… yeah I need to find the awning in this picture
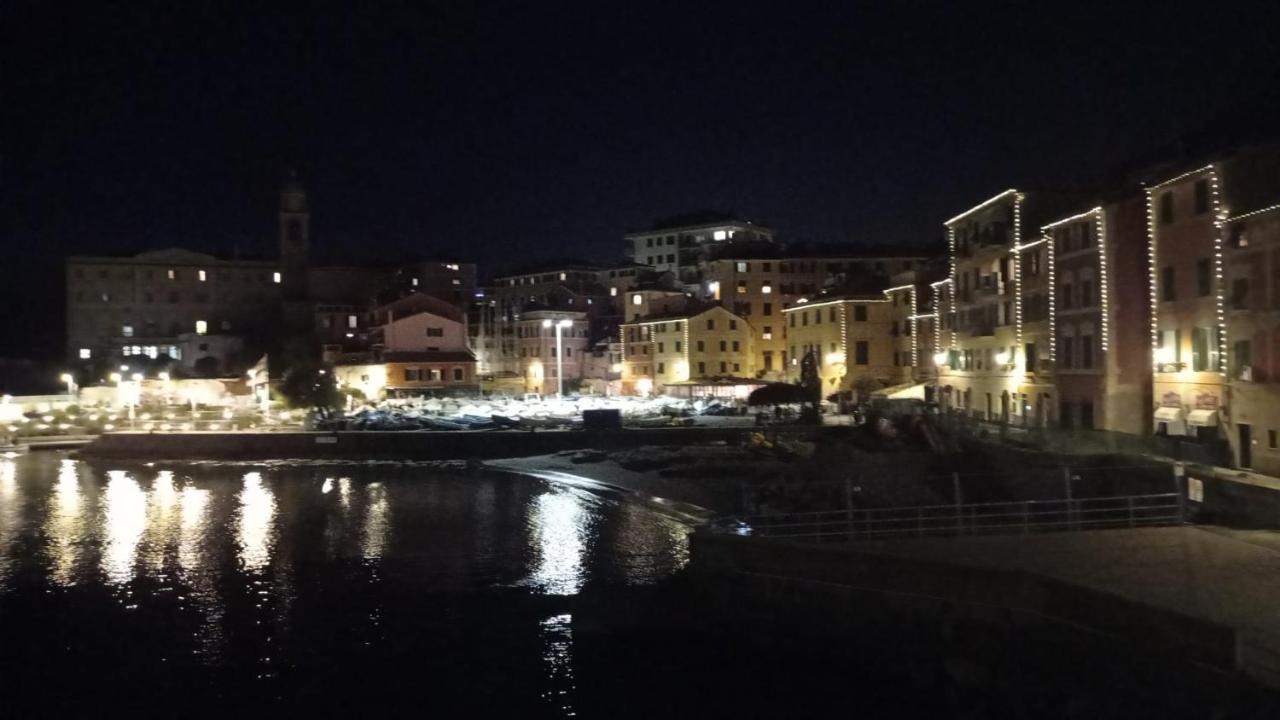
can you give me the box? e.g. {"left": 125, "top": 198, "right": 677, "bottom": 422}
{"left": 1187, "top": 409, "right": 1219, "bottom": 427}
{"left": 1153, "top": 407, "right": 1184, "bottom": 423}
{"left": 872, "top": 382, "right": 927, "bottom": 400}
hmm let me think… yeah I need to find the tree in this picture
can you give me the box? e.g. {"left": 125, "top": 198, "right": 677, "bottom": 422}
{"left": 278, "top": 362, "right": 343, "bottom": 419}
{"left": 852, "top": 375, "right": 881, "bottom": 402}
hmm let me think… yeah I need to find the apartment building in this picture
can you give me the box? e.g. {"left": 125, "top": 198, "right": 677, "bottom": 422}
{"left": 781, "top": 292, "right": 911, "bottom": 397}
{"left": 66, "top": 248, "right": 283, "bottom": 371}
{"left": 624, "top": 214, "right": 776, "bottom": 285}
{"left": 1147, "top": 166, "right": 1229, "bottom": 439}
{"left": 619, "top": 305, "right": 753, "bottom": 395}
{"left": 701, "top": 252, "right": 928, "bottom": 381}
{"left": 939, "top": 190, "right": 1080, "bottom": 424}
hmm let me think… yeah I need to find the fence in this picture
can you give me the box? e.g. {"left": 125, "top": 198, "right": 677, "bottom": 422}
{"left": 744, "top": 492, "right": 1183, "bottom": 542}
{"left": 936, "top": 413, "right": 1231, "bottom": 466}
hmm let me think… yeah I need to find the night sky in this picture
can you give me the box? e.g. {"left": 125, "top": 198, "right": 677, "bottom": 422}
{"left": 5, "top": 1, "right": 1280, "bottom": 361}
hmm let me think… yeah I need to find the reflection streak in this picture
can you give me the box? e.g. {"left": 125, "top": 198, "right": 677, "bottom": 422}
{"left": 101, "top": 470, "right": 146, "bottom": 584}
{"left": 530, "top": 491, "right": 586, "bottom": 595}
{"left": 237, "top": 472, "right": 276, "bottom": 572}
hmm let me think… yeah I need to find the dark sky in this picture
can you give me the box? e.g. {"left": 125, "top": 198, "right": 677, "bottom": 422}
{"left": 4, "top": 1, "right": 1280, "bottom": 359}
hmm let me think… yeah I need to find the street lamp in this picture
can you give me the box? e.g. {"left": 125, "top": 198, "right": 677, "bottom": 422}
{"left": 932, "top": 351, "right": 948, "bottom": 411}
{"left": 541, "top": 318, "right": 574, "bottom": 398}
{"left": 59, "top": 372, "right": 77, "bottom": 398}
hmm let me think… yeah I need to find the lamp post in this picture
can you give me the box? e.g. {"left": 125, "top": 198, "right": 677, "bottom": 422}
{"left": 932, "top": 351, "right": 948, "bottom": 412}
{"left": 59, "top": 373, "right": 77, "bottom": 399}
{"left": 541, "top": 318, "right": 573, "bottom": 398}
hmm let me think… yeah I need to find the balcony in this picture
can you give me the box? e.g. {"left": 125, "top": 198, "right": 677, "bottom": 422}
{"left": 969, "top": 324, "right": 995, "bottom": 337}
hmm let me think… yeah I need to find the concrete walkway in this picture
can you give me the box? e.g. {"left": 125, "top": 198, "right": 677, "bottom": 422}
{"left": 856, "top": 525, "right": 1280, "bottom": 682}
{"left": 859, "top": 526, "right": 1280, "bottom": 637}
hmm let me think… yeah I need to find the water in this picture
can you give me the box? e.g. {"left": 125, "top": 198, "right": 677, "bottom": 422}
{"left": 0, "top": 453, "right": 699, "bottom": 717}
{"left": 2, "top": 453, "right": 1273, "bottom": 718}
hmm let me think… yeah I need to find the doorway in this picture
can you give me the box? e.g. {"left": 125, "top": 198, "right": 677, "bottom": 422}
{"left": 1239, "top": 423, "right": 1253, "bottom": 469}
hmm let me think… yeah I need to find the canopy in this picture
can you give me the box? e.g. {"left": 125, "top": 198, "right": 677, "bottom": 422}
{"left": 1153, "top": 407, "right": 1184, "bottom": 423}
{"left": 1186, "top": 409, "right": 1219, "bottom": 427}
{"left": 871, "top": 382, "right": 927, "bottom": 400}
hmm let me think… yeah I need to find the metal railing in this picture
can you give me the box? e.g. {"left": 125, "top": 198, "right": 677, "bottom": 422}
{"left": 744, "top": 493, "right": 1183, "bottom": 542}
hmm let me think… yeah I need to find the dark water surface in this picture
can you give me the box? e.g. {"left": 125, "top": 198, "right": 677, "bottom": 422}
{"left": 2, "top": 453, "right": 1275, "bottom": 719}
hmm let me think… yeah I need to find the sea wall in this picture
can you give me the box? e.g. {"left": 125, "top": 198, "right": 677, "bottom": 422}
{"left": 78, "top": 426, "right": 808, "bottom": 461}
{"left": 690, "top": 532, "right": 1241, "bottom": 674}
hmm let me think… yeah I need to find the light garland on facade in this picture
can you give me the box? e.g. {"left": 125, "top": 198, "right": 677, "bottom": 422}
{"left": 1146, "top": 186, "right": 1159, "bottom": 371}
{"left": 946, "top": 226, "right": 957, "bottom": 351}
{"left": 1096, "top": 208, "right": 1110, "bottom": 353}
{"left": 1209, "top": 166, "right": 1227, "bottom": 377}
{"left": 1145, "top": 164, "right": 1227, "bottom": 375}
{"left": 1223, "top": 202, "right": 1280, "bottom": 223}
{"left": 1012, "top": 193, "right": 1024, "bottom": 357}
{"left": 1040, "top": 206, "right": 1107, "bottom": 355}
{"left": 909, "top": 286, "right": 919, "bottom": 367}
{"left": 944, "top": 188, "right": 1020, "bottom": 226}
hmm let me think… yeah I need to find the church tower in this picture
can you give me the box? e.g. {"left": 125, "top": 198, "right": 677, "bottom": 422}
{"left": 279, "top": 171, "right": 310, "bottom": 301}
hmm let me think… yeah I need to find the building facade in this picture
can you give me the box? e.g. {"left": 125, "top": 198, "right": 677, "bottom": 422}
{"left": 619, "top": 306, "right": 754, "bottom": 395}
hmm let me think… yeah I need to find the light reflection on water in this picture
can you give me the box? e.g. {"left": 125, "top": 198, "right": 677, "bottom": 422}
{"left": 529, "top": 490, "right": 589, "bottom": 595}
{"left": 101, "top": 470, "right": 147, "bottom": 585}
{"left": 47, "top": 459, "right": 86, "bottom": 587}
{"left": 0, "top": 459, "right": 17, "bottom": 583}
{"left": 540, "top": 613, "right": 577, "bottom": 717}
{"left": 236, "top": 471, "right": 275, "bottom": 573}
{"left": 0, "top": 453, "right": 697, "bottom": 710}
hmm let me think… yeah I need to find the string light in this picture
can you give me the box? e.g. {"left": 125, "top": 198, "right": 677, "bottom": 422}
{"left": 1222, "top": 202, "right": 1280, "bottom": 224}
{"left": 944, "top": 188, "right": 1020, "bottom": 226}
{"left": 1012, "top": 193, "right": 1025, "bottom": 359}
{"left": 1146, "top": 184, "right": 1159, "bottom": 371}
{"left": 1210, "top": 166, "right": 1227, "bottom": 377}
{"left": 1041, "top": 206, "right": 1107, "bottom": 357}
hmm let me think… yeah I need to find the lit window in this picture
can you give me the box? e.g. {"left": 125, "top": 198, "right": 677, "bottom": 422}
{"left": 121, "top": 325, "right": 134, "bottom": 337}
{"left": 451, "top": 279, "right": 461, "bottom": 285}
{"left": 445, "top": 263, "right": 460, "bottom": 271}
{"left": 347, "top": 315, "right": 358, "bottom": 329}
{"left": 762, "top": 284, "right": 773, "bottom": 294}
{"left": 736, "top": 262, "right": 748, "bottom": 272}
{"left": 79, "top": 348, "right": 91, "bottom": 359}
{"left": 610, "top": 287, "right": 618, "bottom": 297}
{"left": 198, "top": 270, "right": 207, "bottom": 282}
{"left": 632, "top": 294, "right": 643, "bottom": 306}
{"left": 168, "top": 269, "right": 176, "bottom": 280}
{"left": 559, "top": 272, "right": 567, "bottom": 280}
{"left": 412, "top": 277, "right": 419, "bottom": 287}
{"left": 273, "top": 271, "right": 282, "bottom": 284}
{"left": 762, "top": 327, "right": 773, "bottom": 340}
{"left": 195, "top": 320, "right": 207, "bottom": 335}
{"left": 714, "top": 230, "right": 727, "bottom": 241}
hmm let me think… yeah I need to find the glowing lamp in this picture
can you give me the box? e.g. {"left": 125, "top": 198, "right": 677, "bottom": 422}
{"left": 933, "top": 352, "right": 949, "bottom": 367}
{"left": 1155, "top": 346, "right": 1176, "bottom": 365}
{"left": 995, "top": 351, "right": 1011, "bottom": 366}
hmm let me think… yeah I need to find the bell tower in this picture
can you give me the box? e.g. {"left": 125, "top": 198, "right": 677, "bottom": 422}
{"left": 279, "top": 171, "right": 310, "bottom": 300}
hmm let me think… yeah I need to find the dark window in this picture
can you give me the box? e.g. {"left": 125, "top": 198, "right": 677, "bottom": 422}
{"left": 706, "top": 319, "right": 715, "bottom": 330}
{"left": 1196, "top": 258, "right": 1212, "bottom": 297}
{"left": 719, "top": 362, "right": 727, "bottom": 373}
{"left": 1232, "top": 278, "right": 1249, "bottom": 310}
{"left": 657, "top": 362, "right": 665, "bottom": 374}
{"left": 1159, "top": 191, "right": 1174, "bottom": 225}
{"left": 854, "top": 341, "right": 869, "bottom": 365}
{"left": 1161, "top": 266, "right": 1176, "bottom": 301}
{"left": 719, "top": 340, "right": 727, "bottom": 351}
{"left": 854, "top": 306, "right": 867, "bottom": 321}
{"left": 829, "top": 308, "right": 836, "bottom": 322}
{"left": 453, "top": 367, "right": 464, "bottom": 381}
{"left": 1194, "top": 179, "right": 1210, "bottom": 214}
{"left": 696, "top": 340, "right": 705, "bottom": 352}
{"left": 729, "top": 319, "right": 737, "bottom": 330}
{"left": 1025, "top": 343, "right": 1037, "bottom": 374}
{"left": 763, "top": 303, "right": 772, "bottom": 316}
{"left": 1192, "top": 327, "right": 1212, "bottom": 371}
{"left": 1080, "top": 401, "right": 1095, "bottom": 429}
{"left": 1080, "top": 335, "right": 1094, "bottom": 369}
{"left": 1233, "top": 340, "right": 1252, "bottom": 377}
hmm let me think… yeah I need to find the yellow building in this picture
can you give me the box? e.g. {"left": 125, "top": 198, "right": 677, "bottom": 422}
{"left": 1224, "top": 202, "right": 1280, "bottom": 472}
{"left": 782, "top": 290, "right": 914, "bottom": 397}
{"left": 620, "top": 306, "right": 754, "bottom": 395}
